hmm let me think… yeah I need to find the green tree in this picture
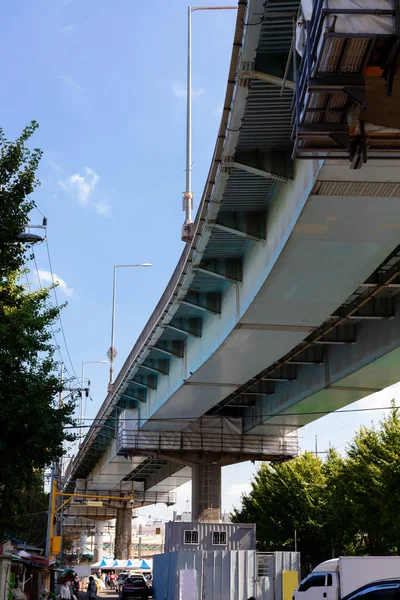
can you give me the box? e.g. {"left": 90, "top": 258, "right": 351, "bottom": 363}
{"left": 232, "top": 406, "right": 400, "bottom": 569}
{"left": 321, "top": 448, "right": 358, "bottom": 557}
{"left": 342, "top": 405, "right": 400, "bottom": 554}
{"left": 0, "top": 122, "right": 75, "bottom": 539}
{"left": 232, "top": 453, "right": 330, "bottom": 569}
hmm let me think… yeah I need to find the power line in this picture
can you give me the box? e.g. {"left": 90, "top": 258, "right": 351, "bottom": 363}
{"left": 62, "top": 403, "right": 399, "bottom": 428}
{"left": 45, "top": 237, "right": 78, "bottom": 380}
{"left": 32, "top": 251, "right": 66, "bottom": 368}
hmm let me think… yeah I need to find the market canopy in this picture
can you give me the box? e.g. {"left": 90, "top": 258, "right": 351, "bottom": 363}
{"left": 91, "top": 558, "right": 114, "bottom": 568}
{"left": 91, "top": 558, "right": 153, "bottom": 570}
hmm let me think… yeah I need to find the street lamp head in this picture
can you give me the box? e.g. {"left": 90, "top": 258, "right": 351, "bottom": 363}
{"left": 17, "top": 232, "right": 44, "bottom": 243}
{"left": 141, "top": 263, "right": 152, "bottom": 267}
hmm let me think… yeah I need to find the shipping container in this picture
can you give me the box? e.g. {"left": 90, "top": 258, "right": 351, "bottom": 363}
{"left": 164, "top": 521, "right": 255, "bottom": 553}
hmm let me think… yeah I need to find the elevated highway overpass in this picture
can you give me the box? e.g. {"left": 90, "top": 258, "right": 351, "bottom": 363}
{"left": 64, "top": 0, "right": 400, "bottom": 558}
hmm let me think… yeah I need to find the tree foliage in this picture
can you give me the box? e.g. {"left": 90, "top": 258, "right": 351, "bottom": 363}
{"left": 0, "top": 122, "right": 75, "bottom": 539}
{"left": 232, "top": 406, "right": 400, "bottom": 570}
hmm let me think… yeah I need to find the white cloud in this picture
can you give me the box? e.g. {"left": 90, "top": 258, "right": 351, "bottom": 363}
{"left": 171, "top": 81, "right": 205, "bottom": 100}
{"left": 58, "top": 167, "right": 111, "bottom": 217}
{"left": 61, "top": 24, "right": 74, "bottom": 33}
{"left": 59, "top": 167, "right": 99, "bottom": 206}
{"left": 94, "top": 199, "right": 111, "bottom": 217}
{"left": 58, "top": 75, "right": 83, "bottom": 92}
{"left": 37, "top": 270, "right": 74, "bottom": 296}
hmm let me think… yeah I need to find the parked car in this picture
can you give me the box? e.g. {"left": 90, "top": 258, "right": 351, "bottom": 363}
{"left": 342, "top": 580, "right": 400, "bottom": 600}
{"left": 118, "top": 573, "right": 129, "bottom": 591}
{"left": 120, "top": 576, "right": 150, "bottom": 600}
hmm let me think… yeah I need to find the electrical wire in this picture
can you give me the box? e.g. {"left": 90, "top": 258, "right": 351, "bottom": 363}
{"left": 31, "top": 248, "right": 77, "bottom": 384}
{"left": 25, "top": 199, "right": 79, "bottom": 387}
{"left": 45, "top": 237, "right": 78, "bottom": 380}
{"left": 61, "top": 403, "right": 399, "bottom": 429}
{"left": 32, "top": 202, "right": 46, "bottom": 219}
{"left": 32, "top": 251, "right": 66, "bottom": 368}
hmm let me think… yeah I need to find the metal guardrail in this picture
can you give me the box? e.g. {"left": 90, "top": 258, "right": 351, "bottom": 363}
{"left": 134, "top": 490, "right": 176, "bottom": 505}
{"left": 117, "top": 430, "right": 298, "bottom": 458}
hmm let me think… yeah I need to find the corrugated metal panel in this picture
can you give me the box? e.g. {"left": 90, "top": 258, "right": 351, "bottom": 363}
{"left": 220, "top": 169, "right": 275, "bottom": 213}
{"left": 275, "top": 551, "right": 301, "bottom": 600}
{"left": 164, "top": 521, "right": 256, "bottom": 553}
{"left": 153, "top": 550, "right": 299, "bottom": 600}
{"left": 238, "top": 82, "right": 294, "bottom": 151}
{"left": 312, "top": 180, "right": 400, "bottom": 197}
{"left": 153, "top": 550, "right": 258, "bottom": 600}
{"left": 189, "top": 271, "right": 230, "bottom": 294}
{"left": 259, "top": 1, "right": 300, "bottom": 55}
{"left": 204, "top": 229, "right": 249, "bottom": 259}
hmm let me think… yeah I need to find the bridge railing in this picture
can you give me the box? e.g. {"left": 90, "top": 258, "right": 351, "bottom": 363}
{"left": 117, "top": 428, "right": 298, "bottom": 460}
{"left": 134, "top": 490, "right": 177, "bottom": 506}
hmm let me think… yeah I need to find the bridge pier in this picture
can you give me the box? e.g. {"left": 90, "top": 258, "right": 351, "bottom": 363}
{"left": 93, "top": 521, "right": 105, "bottom": 563}
{"left": 192, "top": 460, "right": 221, "bottom": 522}
{"left": 115, "top": 507, "right": 132, "bottom": 559}
{"left": 80, "top": 530, "right": 88, "bottom": 555}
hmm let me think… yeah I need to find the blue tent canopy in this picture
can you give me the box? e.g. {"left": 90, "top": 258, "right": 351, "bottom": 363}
{"left": 126, "top": 559, "right": 134, "bottom": 567}
{"left": 138, "top": 559, "right": 150, "bottom": 570}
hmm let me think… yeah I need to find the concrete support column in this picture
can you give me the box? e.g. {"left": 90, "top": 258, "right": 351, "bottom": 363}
{"left": 93, "top": 521, "right": 105, "bottom": 563}
{"left": 80, "top": 531, "right": 88, "bottom": 555}
{"left": 191, "top": 461, "right": 221, "bottom": 522}
{"left": 115, "top": 508, "right": 132, "bottom": 559}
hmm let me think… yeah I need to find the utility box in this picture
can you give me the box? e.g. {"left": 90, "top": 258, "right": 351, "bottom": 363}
{"left": 164, "top": 521, "right": 256, "bottom": 553}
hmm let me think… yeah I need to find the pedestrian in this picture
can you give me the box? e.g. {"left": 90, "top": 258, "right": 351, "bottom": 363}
{"left": 105, "top": 574, "right": 109, "bottom": 588}
{"left": 59, "top": 581, "right": 72, "bottom": 600}
{"left": 73, "top": 574, "right": 79, "bottom": 595}
{"left": 86, "top": 576, "right": 97, "bottom": 600}
{"left": 40, "top": 589, "right": 49, "bottom": 600}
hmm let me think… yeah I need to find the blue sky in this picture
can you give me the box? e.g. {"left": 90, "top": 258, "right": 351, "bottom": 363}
{"left": 3, "top": 0, "right": 399, "bottom": 521}
{"left": 1, "top": 0, "right": 236, "bottom": 408}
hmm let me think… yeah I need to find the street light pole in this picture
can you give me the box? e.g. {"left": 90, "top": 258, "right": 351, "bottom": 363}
{"left": 181, "top": 4, "right": 237, "bottom": 243}
{"left": 108, "top": 263, "right": 152, "bottom": 390}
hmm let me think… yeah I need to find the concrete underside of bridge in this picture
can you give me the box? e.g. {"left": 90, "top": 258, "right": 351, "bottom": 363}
{"left": 65, "top": 0, "right": 400, "bottom": 540}
{"left": 138, "top": 159, "right": 400, "bottom": 432}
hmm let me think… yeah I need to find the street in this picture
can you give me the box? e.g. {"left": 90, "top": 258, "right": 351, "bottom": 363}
{"left": 78, "top": 590, "right": 119, "bottom": 600}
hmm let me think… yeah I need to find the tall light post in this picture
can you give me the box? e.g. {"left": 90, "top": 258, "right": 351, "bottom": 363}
{"left": 181, "top": 5, "right": 237, "bottom": 243}
{"left": 108, "top": 263, "right": 152, "bottom": 391}
{"left": 79, "top": 360, "right": 108, "bottom": 440}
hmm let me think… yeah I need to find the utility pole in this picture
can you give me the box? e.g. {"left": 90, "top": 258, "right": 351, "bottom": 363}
{"left": 46, "top": 363, "right": 65, "bottom": 559}
{"left": 315, "top": 434, "right": 318, "bottom": 457}
{"left": 45, "top": 467, "right": 57, "bottom": 559}
{"left": 58, "top": 362, "right": 64, "bottom": 408}
{"left": 294, "top": 529, "right": 298, "bottom": 552}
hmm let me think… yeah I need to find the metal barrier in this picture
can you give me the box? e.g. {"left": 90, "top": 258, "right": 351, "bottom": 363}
{"left": 117, "top": 424, "right": 298, "bottom": 460}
